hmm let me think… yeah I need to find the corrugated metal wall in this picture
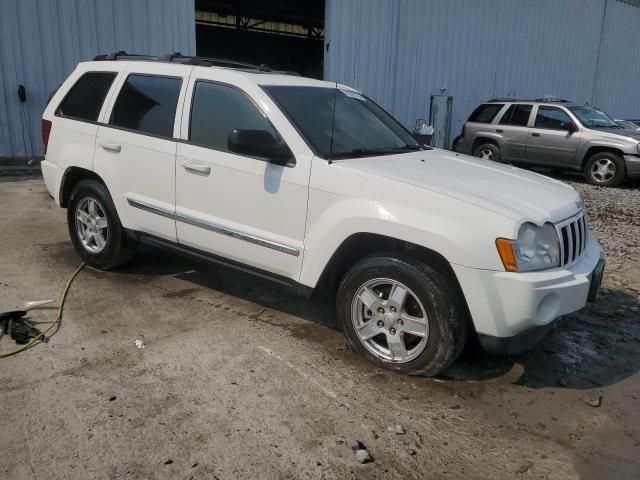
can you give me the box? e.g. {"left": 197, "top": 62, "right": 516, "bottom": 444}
{"left": 0, "top": 0, "right": 195, "bottom": 158}
{"left": 325, "top": 0, "right": 640, "bottom": 146}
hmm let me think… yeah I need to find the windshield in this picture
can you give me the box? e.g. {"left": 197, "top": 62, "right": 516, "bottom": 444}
{"left": 263, "top": 85, "right": 422, "bottom": 159}
{"left": 568, "top": 106, "right": 619, "bottom": 128}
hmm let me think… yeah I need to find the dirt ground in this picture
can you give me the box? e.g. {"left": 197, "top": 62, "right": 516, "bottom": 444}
{"left": 0, "top": 176, "right": 639, "bottom": 480}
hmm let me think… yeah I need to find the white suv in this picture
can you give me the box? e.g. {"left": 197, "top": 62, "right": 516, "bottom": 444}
{"left": 41, "top": 53, "right": 605, "bottom": 376}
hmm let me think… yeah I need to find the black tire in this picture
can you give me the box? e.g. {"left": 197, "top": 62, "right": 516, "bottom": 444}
{"left": 67, "top": 179, "right": 134, "bottom": 269}
{"left": 473, "top": 143, "right": 502, "bottom": 163}
{"left": 584, "top": 152, "right": 625, "bottom": 187}
{"left": 336, "top": 254, "right": 468, "bottom": 376}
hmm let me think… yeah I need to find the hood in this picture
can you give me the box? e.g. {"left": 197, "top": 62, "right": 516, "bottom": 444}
{"left": 337, "top": 149, "right": 581, "bottom": 224}
{"left": 589, "top": 126, "right": 640, "bottom": 142}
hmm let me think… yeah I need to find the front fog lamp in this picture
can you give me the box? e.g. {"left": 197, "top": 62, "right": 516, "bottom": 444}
{"left": 496, "top": 222, "right": 560, "bottom": 272}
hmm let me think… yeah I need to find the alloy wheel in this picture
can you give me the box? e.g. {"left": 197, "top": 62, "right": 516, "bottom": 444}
{"left": 478, "top": 148, "right": 494, "bottom": 161}
{"left": 351, "top": 278, "right": 429, "bottom": 363}
{"left": 75, "top": 197, "right": 109, "bottom": 253}
{"left": 590, "top": 158, "right": 616, "bottom": 183}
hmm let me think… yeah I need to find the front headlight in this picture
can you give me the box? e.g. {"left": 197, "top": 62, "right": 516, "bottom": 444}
{"left": 496, "top": 222, "right": 560, "bottom": 272}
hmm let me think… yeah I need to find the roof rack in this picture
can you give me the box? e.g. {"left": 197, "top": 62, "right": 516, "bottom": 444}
{"left": 93, "top": 51, "right": 273, "bottom": 72}
{"left": 534, "top": 97, "right": 570, "bottom": 103}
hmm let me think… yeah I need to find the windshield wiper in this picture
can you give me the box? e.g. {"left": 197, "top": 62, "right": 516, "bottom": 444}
{"left": 330, "top": 144, "right": 423, "bottom": 159}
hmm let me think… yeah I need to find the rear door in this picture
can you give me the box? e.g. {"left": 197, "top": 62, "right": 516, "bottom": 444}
{"left": 496, "top": 103, "right": 532, "bottom": 162}
{"left": 525, "top": 106, "right": 582, "bottom": 167}
{"left": 94, "top": 63, "right": 191, "bottom": 241}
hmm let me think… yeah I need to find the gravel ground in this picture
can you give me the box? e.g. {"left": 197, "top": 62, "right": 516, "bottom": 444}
{"left": 0, "top": 175, "right": 639, "bottom": 479}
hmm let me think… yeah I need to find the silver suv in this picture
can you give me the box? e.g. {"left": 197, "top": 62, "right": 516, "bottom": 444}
{"left": 455, "top": 99, "right": 640, "bottom": 187}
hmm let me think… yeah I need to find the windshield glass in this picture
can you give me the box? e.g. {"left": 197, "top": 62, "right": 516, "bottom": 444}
{"left": 263, "top": 85, "right": 422, "bottom": 159}
{"left": 568, "top": 106, "right": 619, "bottom": 128}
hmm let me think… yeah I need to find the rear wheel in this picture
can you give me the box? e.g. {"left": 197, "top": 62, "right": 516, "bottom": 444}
{"left": 473, "top": 143, "right": 502, "bottom": 163}
{"left": 584, "top": 152, "right": 625, "bottom": 187}
{"left": 67, "top": 179, "right": 133, "bottom": 269}
{"left": 336, "top": 254, "right": 468, "bottom": 376}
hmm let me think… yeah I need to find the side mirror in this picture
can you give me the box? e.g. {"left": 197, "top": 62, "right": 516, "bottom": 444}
{"left": 566, "top": 123, "right": 577, "bottom": 133}
{"left": 228, "top": 129, "right": 293, "bottom": 165}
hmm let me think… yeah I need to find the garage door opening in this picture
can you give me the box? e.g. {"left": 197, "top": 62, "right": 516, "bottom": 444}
{"left": 195, "top": 0, "right": 325, "bottom": 79}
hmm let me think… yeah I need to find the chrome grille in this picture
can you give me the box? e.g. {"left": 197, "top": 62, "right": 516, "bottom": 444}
{"left": 557, "top": 212, "right": 587, "bottom": 266}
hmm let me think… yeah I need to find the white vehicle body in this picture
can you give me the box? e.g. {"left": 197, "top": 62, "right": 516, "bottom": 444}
{"left": 41, "top": 58, "right": 604, "bottom": 363}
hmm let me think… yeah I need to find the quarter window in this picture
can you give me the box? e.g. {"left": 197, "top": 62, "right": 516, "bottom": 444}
{"left": 534, "top": 106, "right": 573, "bottom": 130}
{"left": 468, "top": 104, "right": 504, "bottom": 123}
{"left": 189, "top": 81, "right": 279, "bottom": 154}
{"left": 110, "top": 74, "right": 181, "bottom": 137}
{"left": 56, "top": 72, "right": 117, "bottom": 121}
{"left": 499, "top": 104, "right": 532, "bottom": 126}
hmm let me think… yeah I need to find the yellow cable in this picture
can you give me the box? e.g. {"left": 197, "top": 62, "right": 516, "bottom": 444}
{"left": 0, "top": 262, "right": 86, "bottom": 359}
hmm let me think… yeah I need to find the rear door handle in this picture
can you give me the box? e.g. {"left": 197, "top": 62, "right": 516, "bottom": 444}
{"left": 183, "top": 162, "right": 211, "bottom": 175}
{"left": 99, "top": 142, "right": 121, "bottom": 153}
{"left": 531, "top": 133, "right": 541, "bottom": 137}
{"left": 495, "top": 128, "right": 503, "bottom": 133}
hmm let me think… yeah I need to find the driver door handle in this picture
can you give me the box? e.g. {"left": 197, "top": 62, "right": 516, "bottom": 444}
{"left": 531, "top": 132, "right": 541, "bottom": 137}
{"left": 182, "top": 161, "right": 211, "bottom": 175}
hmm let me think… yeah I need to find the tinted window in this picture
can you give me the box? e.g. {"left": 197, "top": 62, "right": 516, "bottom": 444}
{"left": 110, "top": 74, "right": 181, "bottom": 137}
{"left": 499, "top": 104, "right": 532, "bottom": 126}
{"left": 534, "top": 106, "right": 573, "bottom": 130}
{"left": 468, "top": 104, "right": 504, "bottom": 123}
{"left": 189, "top": 81, "right": 279, "bottom": 153}
{"left": 264, "top": 86, "right": 420, "bottom": 159}
{"left": 56, "top": 72, "right": 116, "bottom": 121}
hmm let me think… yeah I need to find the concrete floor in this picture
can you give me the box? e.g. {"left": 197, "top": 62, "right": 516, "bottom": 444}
{"left": 1, "top": 178, "right": 639, "bottom": 480}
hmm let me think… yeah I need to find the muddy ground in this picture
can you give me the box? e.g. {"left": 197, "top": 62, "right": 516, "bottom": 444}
{"left": 0, "top": 176, "right": 638, "bottom": 480}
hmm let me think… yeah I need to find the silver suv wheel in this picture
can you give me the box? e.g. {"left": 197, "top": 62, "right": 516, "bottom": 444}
{"left": 75, "top": 197, "right": 109, "bottom": 253}
{"left": 478, "top": 148, "right": 495, "bottom": 161}
{"left": 351, "top": 278, "right": 429, "bottom": 363}
{"left": 590, "top": 157, "right": 616, "bottom": 183}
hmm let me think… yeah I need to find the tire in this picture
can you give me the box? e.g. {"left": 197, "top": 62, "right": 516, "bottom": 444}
{"left": 473, "top": 143, "right": 502, "bottom": 163}
{"left": 584, "top": 152, "right": 625, "bottom": 187}
{"left": 67, "top": 179, "right": 134, "bottom": 269}
{"left": 336, "top": 254, "right": 468, "bottom": 376}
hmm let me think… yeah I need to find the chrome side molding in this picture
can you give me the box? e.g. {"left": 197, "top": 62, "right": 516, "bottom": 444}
{"left": 126, "top": 198, "right": 300, "bottom": 257}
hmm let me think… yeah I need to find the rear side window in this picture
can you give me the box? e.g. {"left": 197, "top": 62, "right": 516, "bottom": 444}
{"left": 499, "top": 104, "right": 532, "bottom": 126}
{"left": 534, "top": 106, "right": 573, "bottom": 130}
{"left": 189, "top": 81, "right": 278, "bottom": 152}
{"left": 468, "top": 104, "right": 504, "bottom": 123}
{"left": 56, "top": 72, "right": 116, "bottom": 121}
{"left": 110, "top": 74, "right": 181, "bottom": 137}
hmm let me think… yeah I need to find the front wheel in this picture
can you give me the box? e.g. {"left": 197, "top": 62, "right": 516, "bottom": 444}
{"left": 336, "top": 254, "right": 468, "bottom": 376}
{"left": 584, "top": 152, "right": 625, "bottom": 187}
{"left": 473, "top": 143, "right": 502, "bottom": 163}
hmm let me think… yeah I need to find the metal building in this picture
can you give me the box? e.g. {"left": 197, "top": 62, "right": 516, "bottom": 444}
{"left": 324, "top": 0, "right": 640, "bottom": 148}
{"left": 0, "top": 0, "right": 195, "bottom": 158}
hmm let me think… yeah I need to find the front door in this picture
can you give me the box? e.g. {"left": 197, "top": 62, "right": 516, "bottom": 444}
{"left": 175, "top": 76, "right": 311, "bottom": 280}
{"left": 526, "top": 105, "right": 582, "bottom": 167}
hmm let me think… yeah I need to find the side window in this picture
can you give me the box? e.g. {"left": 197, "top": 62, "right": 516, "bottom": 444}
{"left": 468, "top": 104, "right": 504, "bottom": 123}
{"left": 499, "top": 104, "right": 532, "bottom": 126}
{"left": 534, "top": 106, "right": 573, "bottom": 130}
{"left": 56, "top": 72, "right": 117, "bottom": 121}
{"left": 110, "top": 74, "right": 181, "bottom": 137}
{"left": 189, "top": 81, "right": 279, "bottom": 154}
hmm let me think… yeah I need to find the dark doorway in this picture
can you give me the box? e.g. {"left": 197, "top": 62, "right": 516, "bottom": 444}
{"left": 195, "top": 0, "right": 325, "bottom": 79}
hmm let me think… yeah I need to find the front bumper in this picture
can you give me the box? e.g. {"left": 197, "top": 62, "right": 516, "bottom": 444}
{"left": 452, "top": 236, "right": 604, "bottom": 354}
{"left": 624, "top": 154, "right": 640, "bottom": 180}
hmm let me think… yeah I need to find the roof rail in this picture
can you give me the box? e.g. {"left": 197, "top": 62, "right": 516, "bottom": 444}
{"left": 92, "top": 51, "right": 272, "bottom": 72}
{"left": 534, "top": 97, "right": 570, "bottom": 103}
{"left": 487, "top": 98, "right": 522, "bottom": 102}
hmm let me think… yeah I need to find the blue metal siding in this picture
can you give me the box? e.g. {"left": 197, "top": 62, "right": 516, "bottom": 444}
{"left": 0, "top": 0, "right": 195, "bottom": 158}
{"left": 325, "top": 0, "right": 640, "bottom": 144}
